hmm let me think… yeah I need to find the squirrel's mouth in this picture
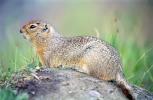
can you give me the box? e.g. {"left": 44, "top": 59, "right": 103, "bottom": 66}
{"left": 20, "top": 33, "right": 27, "bottom": 39}
{"left": 20, "top": 30, "right": 25, "bottom": 39}
{"left": 20, "top": 32, "right": 30, "bottom": 40}
{"left": 22, "top": 34, "right": 27, "bottom": 39}
{"left": 20, "top": 29, "right": 29, "bottom": 40}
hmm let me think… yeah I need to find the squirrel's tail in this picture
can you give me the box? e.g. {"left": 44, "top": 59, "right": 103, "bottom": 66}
{"left": 116, "top": 73, "right": 135, "bottom": 100}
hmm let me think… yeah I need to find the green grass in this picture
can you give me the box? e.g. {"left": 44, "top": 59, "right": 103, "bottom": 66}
{"left": 0, "top": 3, "right": 153, "bottom": 98}
{"left": 0, "top": 32, "right": 39, "bottom": 87}
{"left": 58, "top": 4, "right": 153, "bottom": 92}
{"left": 104, "top": 32, "right": 153, "bottom": 92}
{"left": 0, "top": 2, "right": 152, "bottom": 100}
{"left": 0, "top": 88, "right": 28, "bottom": 100}
{"left": 0, "top": 29, "right": 153, "bottom": 92}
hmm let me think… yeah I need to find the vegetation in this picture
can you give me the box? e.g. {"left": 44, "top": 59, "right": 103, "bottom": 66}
{"left": 0, "top": 88, "right": 28, "bottom": 100}
{"left": 0, "top": 1, "right": 153, "bottom": 98}
{"left": 0, "top": 24, "right": 153, "bottom": 92}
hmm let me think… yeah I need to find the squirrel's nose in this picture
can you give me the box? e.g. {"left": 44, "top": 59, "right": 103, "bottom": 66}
{"left": 20, "top": 29, "right": 23, "bottom": 33}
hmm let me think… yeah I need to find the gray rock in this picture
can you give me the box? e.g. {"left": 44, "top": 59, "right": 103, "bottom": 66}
{"left": 14, "top": 68, "right": 153, "bottom": 100}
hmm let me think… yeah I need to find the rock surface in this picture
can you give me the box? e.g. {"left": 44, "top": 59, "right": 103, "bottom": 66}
{"left": 14, "top": 68, "right": 153, "bottom": 100}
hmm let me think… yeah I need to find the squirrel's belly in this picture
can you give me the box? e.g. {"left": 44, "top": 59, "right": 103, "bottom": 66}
{"left": 48, "top": 57, "right": 90, "bottom": 73}
{"left": 47, "top": 54, "right": 118, "bottom": 81}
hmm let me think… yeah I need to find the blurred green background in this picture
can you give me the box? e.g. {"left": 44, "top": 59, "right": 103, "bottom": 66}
{"left": 0, "top": 0, "right": 153, "bottom": 96}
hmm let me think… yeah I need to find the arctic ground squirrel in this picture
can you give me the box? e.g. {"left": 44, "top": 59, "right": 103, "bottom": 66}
{"left": 20, "top": 20, "right": 135, "bottom": 100}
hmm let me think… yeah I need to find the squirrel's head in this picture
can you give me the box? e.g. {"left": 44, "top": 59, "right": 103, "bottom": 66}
{"left": 20, "top": 20, "right": 55, "bottom": 41}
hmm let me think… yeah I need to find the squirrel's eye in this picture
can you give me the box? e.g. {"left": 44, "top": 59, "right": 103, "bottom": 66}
{"left": 29, "top": 25, "right": 36, "bottom": 29}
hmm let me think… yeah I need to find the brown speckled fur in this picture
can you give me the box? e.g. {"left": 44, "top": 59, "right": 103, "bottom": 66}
{"left": 20, "top": 20, "right": 135, "bottom": 100}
